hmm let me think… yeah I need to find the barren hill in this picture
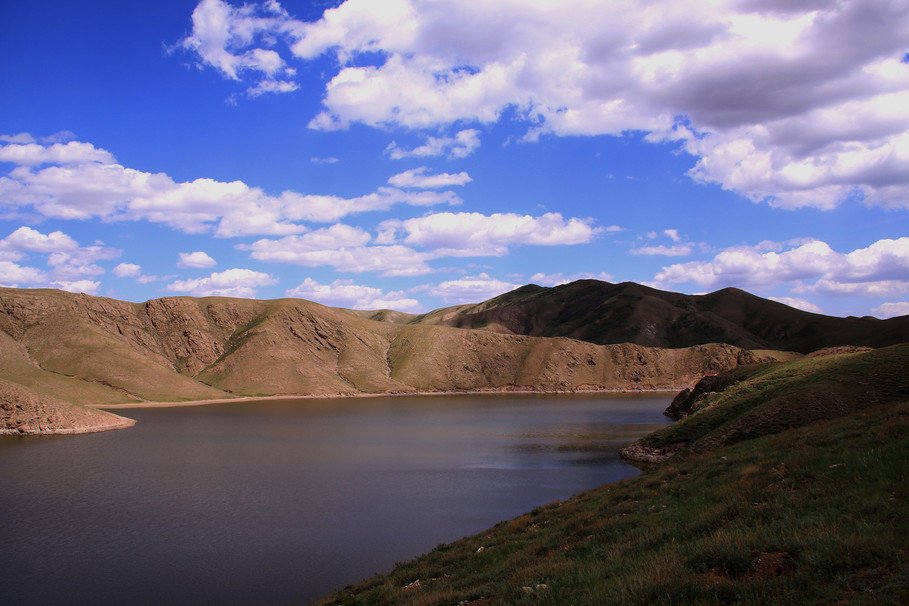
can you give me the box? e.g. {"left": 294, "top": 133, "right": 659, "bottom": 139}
{"left": 0, "top": 287, "right": 790, "bottom": 421}
{"left": 413, "top": 279, "right": 909, "bottom": 352}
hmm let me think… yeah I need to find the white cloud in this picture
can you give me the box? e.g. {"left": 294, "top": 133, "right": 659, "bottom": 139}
{"left": 422, "top": 273, "right": 520, "bottom": 304}
{"left": 0, "top": 136, "right": 461, "bottom": 236}
{"left": 179, "top": 0, "right": 297, "bottom": 97}
{"left": 112, "top": 262, "right": 142, "bottom": 278}
{"left": 653, "top": 237, "right": 909, "bottom": 297}
{"left": 529, "top": 271, "right": 613, "bottom": 286}
{"left": 113, "top": 262, "right": 163, "bottom": 284}
{"left": 245, "top": 224, "right": 434, "bottom": 276}
{"left": 0, "top": 226, "right": 78, "bottom": 254}
{"left": 246, "top": 79, "right": 298, "bottom": 97}
{"left": 379, "top": 211, "right": 600, "bottom": 257}
{"left": 286, "top": 277, "right": 420, "bottom": 311}
{"left": 0, "top": 141, "right": 115, "bottom": 166}
{"left": 310, "top": 156, "right": 340, "bottom": 164}
{"left": 0, "top": 226, "right": 119, "bottom": 282}
{"left": 387, "top": 167, "right": 472, "bottom": 189}
{"left": 178, "top": 251, "right": 217, "bottom": 268}
{"left": 180, "top": 0, "right": 909, "bottom": 210}
{"left": 872, "top": 301, "right": 909, "bottom": 319}
{"left": 167, "top": 268, "right": 277, "bottom": 298}
{"left": 664, "top": 229, "right": 681, "bottom": 242}
{"left": 0, "top": 260, "right": 100, "bottom": 294}
{"left": 0, "top": 260, "right": 47, "bottom": 286}
{"left": 631, "top": 244, "right": 694, "bottom": 257}
{"left": 53, "top": 280, "right": 101, "bottom": 294}
{"left": 386, "top": 129, "right": 481, "bottom": 159}
{"left": 768, "top": 296, "right": 823, "bottom": 314}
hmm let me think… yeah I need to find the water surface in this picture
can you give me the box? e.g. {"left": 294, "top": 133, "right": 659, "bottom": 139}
{"left": 0, "top": 393, "right": 671, "bottom": 604}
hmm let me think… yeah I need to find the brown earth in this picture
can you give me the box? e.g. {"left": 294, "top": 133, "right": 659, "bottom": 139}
{"left": 411, "top": 280, "right": 909, "bottom": 353}
{"left": 0, "top": 287, "right": 801, "bottom": 434}
{"left": 0, "top": 377, "right": 134, "bottom": 435}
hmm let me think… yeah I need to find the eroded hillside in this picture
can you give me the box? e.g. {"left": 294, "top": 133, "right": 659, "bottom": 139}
{"left": 0, "top": 288, "right": 786, "bottom": 411}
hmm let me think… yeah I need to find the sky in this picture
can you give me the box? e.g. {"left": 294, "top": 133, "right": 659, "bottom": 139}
{"left": 1, "top": 0, "right": 908, "bottom": 318}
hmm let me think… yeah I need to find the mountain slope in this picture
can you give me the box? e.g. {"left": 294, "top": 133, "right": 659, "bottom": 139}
{"left": 0, "top": 288, "right": 773, "bottom": 416}
{"left": 412, "top": 280, "right": 909, "bottom": 353}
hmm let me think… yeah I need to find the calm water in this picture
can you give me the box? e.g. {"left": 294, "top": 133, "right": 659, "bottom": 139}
{"left": 0, "top": 393, "right": 671, "bottom": 605}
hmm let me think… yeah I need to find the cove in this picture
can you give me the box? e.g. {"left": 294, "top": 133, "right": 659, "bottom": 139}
{"left": 0, "top": 392, "right": 672, "bottom": 605}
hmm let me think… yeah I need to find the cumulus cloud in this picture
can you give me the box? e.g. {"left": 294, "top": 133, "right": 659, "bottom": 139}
{"left": 179, "top": 0, "right": 298, "bottom": 97}
{"left": 0, "top": 260, "right": 47, "bottom": 287}
{"left": 378, "top": 211, "right": 600, "bottom": 257}
{"left": 178, "top": 251, "right": 217, "bottom": 268}
{"left": 653, "top": 237, "right": 909, "bottom": 297}
{"left": 529, "top": 271, "right": 614, "bottom": 287}
{"left": 420, "top": 273, "right": 520, "bottom": 304}
{"left": 112, "top": 262, "right": 142, "bottom": 278}
{"left": 0, "top": 226, "right": 119, "bottom": 285}
{"left": 112, "top": 262, "right": 164, "bottom": 284}
{"left": 246, "top": 210, "right": 602, "bottom": 276}
{"left": 286, "top": 277, "right": 420, "bottom": 311}
{"left": 872, "top": 301, "right": 909, "bottom": 318}
{"left": 0, "top": 259, "right": 100, "bottom": 294}
{"left": 386, "top": 129, "right": 481, "bottom": 159}
{"left": 245, "top": 223, "right": 434, "bottom": 276}
{"left": 0, "top": 141, "right": 115, "bottom": 166}
{"left": 0, "top": 226, "right": 78, "bottom": 255}
{"left": 167, "top": 268, "right": 277, "bottom": 297}
{"left": 0, "top": 136, "right": 462, "bottom": 236}
{"left": 768, "top": 296, "right": 823, "bottom": 314}
{"left": 180, "top": 0, "right": 909, "bottom": 210}
{"left": 387, "top": 167, "right": 472, "bottom": 189}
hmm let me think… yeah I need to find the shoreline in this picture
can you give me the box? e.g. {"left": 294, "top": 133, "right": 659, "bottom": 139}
{"left": 0, "top": 416, "right": 136, "bottom": 436}
{"left": 93, "top": 386, "right": 684, "bottom": 410}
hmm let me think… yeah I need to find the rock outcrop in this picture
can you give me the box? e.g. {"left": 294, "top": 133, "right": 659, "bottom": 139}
{"left": 0, "top": 378, "right": 134, "bottom": 435}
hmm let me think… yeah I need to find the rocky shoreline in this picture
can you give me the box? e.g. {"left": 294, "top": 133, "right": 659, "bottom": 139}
{"left": 0, "top": 378, "right": 136, "bottom": 436}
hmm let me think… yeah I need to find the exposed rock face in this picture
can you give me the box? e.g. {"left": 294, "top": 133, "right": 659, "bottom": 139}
{"left": 0, "top": 378, "right": 134, "bottom": 435}
{"left": 0, "top": 288, "right": 794, "bottom": 424}
{"left": 619, "top": 441, "right": 685, "bottom": 463}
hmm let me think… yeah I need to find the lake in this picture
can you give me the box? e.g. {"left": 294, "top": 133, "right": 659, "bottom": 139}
{"left": 0, "top": 393, "right": 672, "bottom": 605}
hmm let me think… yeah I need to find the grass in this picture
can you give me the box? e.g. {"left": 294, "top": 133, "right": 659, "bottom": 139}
{"left": 320, "top": 346, "right": 909, "bottom": 605}
{"left": 643, "top": 344, "right": 909, "bottom": 451}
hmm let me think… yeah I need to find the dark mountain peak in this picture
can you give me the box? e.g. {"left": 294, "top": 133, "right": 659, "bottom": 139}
{"left": 414, "top": 279, "right": 909, "bottom": 353}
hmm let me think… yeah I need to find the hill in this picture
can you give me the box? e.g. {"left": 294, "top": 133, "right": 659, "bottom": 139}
{"left": 320, "top": 345, "right": 909, "bottom": 604}
{"left": 412, "top": 280, "right": 909, "bottom": 353}
{"left": 0, "top": 287, "right": 784, "bottom": 433}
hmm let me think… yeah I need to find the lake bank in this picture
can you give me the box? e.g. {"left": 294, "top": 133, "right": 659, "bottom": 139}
{"left": 93, "top": 386, "right": 683, "bottom": 410}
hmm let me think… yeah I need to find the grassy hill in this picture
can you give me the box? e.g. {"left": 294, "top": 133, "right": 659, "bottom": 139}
{"left": 320, "top": 345, "right": 909, "bottom": 605}
{"left": 413, "top": 280, "right": 909, "bottom": 353}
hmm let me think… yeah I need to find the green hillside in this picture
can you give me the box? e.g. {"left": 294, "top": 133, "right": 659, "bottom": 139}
{"left": 321, "top": 346, "right": 909, "bottom": 605}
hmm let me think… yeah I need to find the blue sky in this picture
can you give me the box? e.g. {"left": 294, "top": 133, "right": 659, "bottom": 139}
{"left": 1, "top": 0, "right": 908, "bottom": 318}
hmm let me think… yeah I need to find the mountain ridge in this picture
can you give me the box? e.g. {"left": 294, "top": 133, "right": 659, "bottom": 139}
{"left": 0, "top": 280, "right": 905, "bottom": 434}
{"left": 410, "top": 279, "right": 909, "bottom": 352}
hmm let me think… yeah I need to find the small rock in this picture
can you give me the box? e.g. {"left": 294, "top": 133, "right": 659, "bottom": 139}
{"left": 475, "top": 546, "right": 485, "bottom": 554}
